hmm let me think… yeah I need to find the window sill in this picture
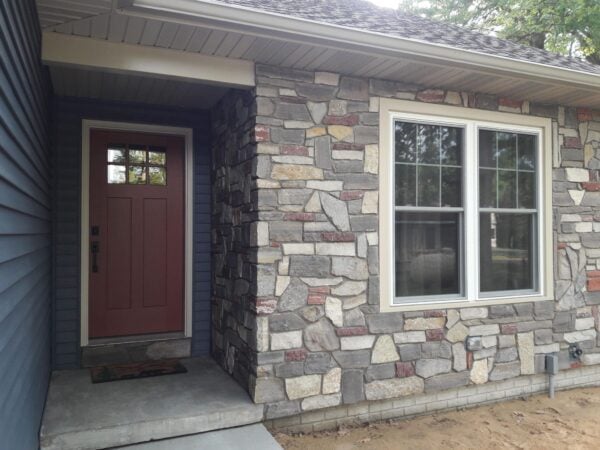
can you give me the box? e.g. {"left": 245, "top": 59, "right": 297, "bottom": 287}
{"left": 381, "top": 294, "right": 554, "bottom": 313}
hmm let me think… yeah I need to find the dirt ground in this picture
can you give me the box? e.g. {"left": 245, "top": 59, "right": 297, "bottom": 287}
{"left": 275, "top": 387, "right": 600, "bottom": 450}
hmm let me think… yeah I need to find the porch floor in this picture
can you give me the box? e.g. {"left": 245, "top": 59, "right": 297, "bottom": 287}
{"left": 40, "top": 358, "right": 265, "bottom": 450}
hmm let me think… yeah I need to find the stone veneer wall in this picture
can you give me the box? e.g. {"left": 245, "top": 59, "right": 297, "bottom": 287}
{"left": 210, "top": 88, "right": 259, "bottom": 388}
{"left": 215, "top": 63, "right": 600, "bottom": 420}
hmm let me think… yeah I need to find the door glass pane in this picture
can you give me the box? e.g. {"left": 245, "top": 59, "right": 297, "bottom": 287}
{"left": 107, "top": 165, "right": 126, "bottom": 184}
{"left": 129, "top": 148, "right": 146, "bottom": 164}
{"left": 149, "top": 150, "right": 166, "bottom": 166}
{"left": 395, "top": 212, "right": 461, "bottom": 297}
{"left": 480, "top": 213, "right": 535, "bottom": 292}
{"left": 128, "top": 166, "right": 146, "bottom": 184}
{"left": 417, "top": 166, "right": 440, "bottom": 207}
{"left": 149, "top": 167, "right": 167, "bottom": 185}
{"left": 396, "top": 164, "right": 416, "bottom": 206}
{"left": 107, "top": 147, "right": 126, "bottom": 163}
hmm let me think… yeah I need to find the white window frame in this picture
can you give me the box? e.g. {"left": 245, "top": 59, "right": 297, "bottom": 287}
{"left": 379, "top": 99, "right": 554, "bottom": 312}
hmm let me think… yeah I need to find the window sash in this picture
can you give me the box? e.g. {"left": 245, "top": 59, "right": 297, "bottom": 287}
{"left": 391, "top": 115, "right": 544, "bottom": 304}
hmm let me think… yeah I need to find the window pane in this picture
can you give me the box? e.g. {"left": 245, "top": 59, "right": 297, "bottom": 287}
{"left": 107, "top": 165, "right": 126, "bottom": 184}
{"left": 395, "top": 122, "right": 417, "bottom": 163}
{"left": 149, "top": 149, "right": 166, "bottom": 166}
{"left": 149, "top": 167, "right": 167, "bottom": 185}
{"left": 480, "top": 213, "right": 535, "bottom": 292}
{"left": 441, "top": 167, "right": 461, "bottom": 207}
{"left": 107, "top": 146, "right": 126, "bottom": 163}
{"left": 479, "top": 169, "right": 497, "bottom": 208}
{"left": 479, "top": 130, "right": 496, "bottom": 168}
{"left": 395, "top": 212, "right": 461, "bottom": 297}
{"left": 396, "top": 164, "right": 416, "bottom": 206}
{"left": 129, "top": 148, "right": 146, "bottom": 164}
{"left": 518, "top": 171, "right": 535, "bottom": 209}
{"left": 417, "top": 124, "right": 440, "bottom": 164}
{"left": 497, "top": 132, "right": 517, "bottom": 169}
{"left": 417, "top": 166, "right": 440, "bottom": 207}
{"left": 518, "top": 134, "right": 536, "bottom": 170}
{"left": 441, "top": 127, "right": 462, "bottom": 166}
{"left": 128, "top": 166, "right": 146, "bottom": 184}
{"left": 498, "top": 170, "right": 517, "bottom": 208}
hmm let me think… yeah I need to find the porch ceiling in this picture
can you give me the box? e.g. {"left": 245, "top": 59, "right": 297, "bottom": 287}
{"left": 37, "top": 0, "right": 600, "bottom": 108}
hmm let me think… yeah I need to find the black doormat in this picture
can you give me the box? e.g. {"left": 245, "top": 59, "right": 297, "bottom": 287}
{"left": 90, "top": 359, "right": 187, "bottom": 383}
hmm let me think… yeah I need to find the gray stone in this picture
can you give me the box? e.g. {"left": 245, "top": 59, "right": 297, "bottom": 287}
{"left": 530, "top": 102, "right": 558, "bottom": 119}
{"left": 415, "top": 359, "right": 452, "bottom": 378}
{"left": 424, "top": 371, "right": 470, "bottom": 393}
{"left": 256, "top": 65, "right": 313, "bottom": 82}
{"left": 304, "top": 353, "right": 334, "bottom": 374}
{"left": 368, "top": 276, "right": 379, "bottom": 305}
{"left": 421, "top": 342, "right": 452, "bottom": 359}
{"left": 365, "top": 363, "right": 396, "bottom": 382}
{"left": 581, "top": 232, "right": 600, "bottom": 248}
{"left": 349, "top": 215, "right": 378, "bottom": 231}
{"left": 489, "top": 361, "right": 521, "bottom": 381}
{"left": 296, "top": 83, "right": 338, "bottom": 101}
{"left": 498, "top": 335, "right": 516, "bottom": 348}
{"left": 269, "top": 313, "right": 306, "bottom": 332}
{"left": 338, "top": 77, "right": 369, "bottom": 101}
{"left": 495, "top": 347, "right": 518, "bottom": 363}
{"left": 270, "top": 128, "right": 305, "bottom": 145}
{"left": 307, "top": 101, "right": 327, "bottom": 124}
{"left": 304, "top": 319, "right": 339, "bottom": 352}
{"left": 275, "top": 362, "right": 305, "bottom": 378}
{"left": 534, "top": 329, "right": 553, "bottom": 345}
{"left": 265, "top": 400, "right": 301, "bottom": 420}
{"left": 257, "top": 352, "right": 285, "bottom": 365}
{"left": 274, "top": 101, "right": 312, "bottom": 121}
{"left": 289, "top": 256, "right": 331, "bottom": 277}
{"left": 269, "top": 221, "right": 303, "bottom": 242}
{"left": 256, "top": 264, "right": 276, "bottom": 297}
{"left": 489, "top": 305, "right": 515, "bottom": 318}
{"left": 315, "top": 136, "right": 332, "bottom": 170}
{"left": 254, "top": 377, "right": 286, "bottom": 403}
{"left": 471, "top": 94, "right": 498, "bottom": 110}
{"left": 331, "top": 257, "right": 369, "bottom": 280}
{"left": 332, "top": 350, "right": 371, "bottom": 368}
{"left": 320, "top": 192, "right": 350, "bottom": 231}
{"left": 344, "top": 308, "right": 366, "bottom": 327}
{"left": 514, "top": 303, "right": 534, "bottom": 318}
{"left": 299, "top": 305, "right": 324, "bottom": 323}
{"left": 365, "top": 312, "right": 403, "bottom": 333}
{"left": 553, "top": 312, "right": 575, "bottom": 332}
{"left": 466, "top": 336, "right": 483, "bottom": 351}
{"left": 452, "top": 342, "right": 467, "bottom": 371}
{"left": 534, "top": 301, "right": 555, "bottom": 320}
{"left": 398, "top": 344, "right": 421, "bottom": 361}
{"left": 278, "top": 278, "right": 309, "bottom": 312}
{"left": 354, "top": 126, "right": 378, "bottom": 144}
{"left": 341, "top": 370, "right": 365, "bottom": 404}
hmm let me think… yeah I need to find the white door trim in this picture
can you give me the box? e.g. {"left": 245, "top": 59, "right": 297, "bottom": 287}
{"left": 80, "top": 119, "right": 194, "bottom": 346}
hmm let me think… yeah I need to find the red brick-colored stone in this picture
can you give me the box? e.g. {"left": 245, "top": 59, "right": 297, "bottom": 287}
{"left": 578, "top": 108, "right": 593, "bottom": 122}
{"left": 501, "top": 324, "right": 518, "bottom": 335}
{"left": 309, "top": 286, "right": 330, "bottom": 294}
{"left": 332, "top": 143, "right": 365, "bottom": 151}
{"left": 582, "top": 182, "right": 600, "bottom": 192}
{"left": 321, "top": 232, "right": 356, "bottom": 242}
{"left": 571, "top": 361, "right": 583, "bottom": 369}
{"left": 499, "top": 98, "right": 523, "bottom": 109}
{"left": 270, "top": 241, "right": 281, "bottom": 248}
{"left": 340, "top": 190, "right": 364, "bottom": 200}
{"left": 426, "top": 329, "right": 445, "bottom": 341}
{"left": 557, "top": 243, "right": 567, "bottom": 249}
{"left": 281, "top": 145, "right": 309, "bottom": 156}
{"left": 587, "top": 272, "right": 600, "bottom": 292}
{"left": 255, "top": 297, "right": 277, "bottom": 315}
{"left": 396, "top": 362, "right": 415, "bottom": 378}
{"left": 255, "top": 125, "right": 270, "bottom": 142}
{"left": 323, "top": 114, "right": 360, "bottom": 126}
{"left": 563, "top": 137, "right": 583, "bottom": 149}
{"left": 307, "top": 295, "right": 326, "bottom": 305}
{"left": 417, "top": 89, "right": 445, "bottom": 103}
{"left": 336, "top": 326, "right": 368, "bottom": 337}
{"left": 284, "top": 212, "right": 315, "bottom": 221}
{"left": 285, "top": 349, "right": 308, "bottom": 362}
{"left": 424, "top": 310, "right": 446, "bottom": 318}
{"left": 467, "top": 352, "right": 474, "bottom": 370}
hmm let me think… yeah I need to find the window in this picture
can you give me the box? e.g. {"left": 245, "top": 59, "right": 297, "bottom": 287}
{"left": 380, "top": 100, "right": 552, "bottom": 309}
{"left": 107, "top": 144, "right": 167, "bottom": 186}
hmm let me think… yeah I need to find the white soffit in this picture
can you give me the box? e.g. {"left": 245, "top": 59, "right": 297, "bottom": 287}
{"left": 36, "top": 0, "right": 600, "bottom": 108}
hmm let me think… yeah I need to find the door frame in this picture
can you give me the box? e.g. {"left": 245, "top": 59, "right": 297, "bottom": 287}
{"left": 80, "top": 120, "right": 194, "bottom": 346}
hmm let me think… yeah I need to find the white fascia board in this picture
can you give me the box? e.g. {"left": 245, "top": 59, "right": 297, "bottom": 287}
{"left": 119, "top": 0, "right": 600, "bottom": 91}
{"left": 42, "top": 32, "right": 255, "bottom": 88}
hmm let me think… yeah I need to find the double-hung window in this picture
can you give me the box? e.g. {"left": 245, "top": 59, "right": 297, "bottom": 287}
{"left": 380, "top": 100, "right": 552, "bottom": 310}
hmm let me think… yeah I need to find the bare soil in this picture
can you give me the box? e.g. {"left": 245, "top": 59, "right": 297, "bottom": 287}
{"left": 275, "top": 387, "right": 600, "bottom": 450}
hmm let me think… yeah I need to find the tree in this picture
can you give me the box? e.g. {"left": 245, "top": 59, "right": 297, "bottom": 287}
{"left": 398, "top": 0, "right": 600, "bottom": 64}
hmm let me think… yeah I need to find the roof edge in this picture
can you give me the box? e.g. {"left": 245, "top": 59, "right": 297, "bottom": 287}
{"left": 119, "top": 0, "right": 600, "bottom": 92}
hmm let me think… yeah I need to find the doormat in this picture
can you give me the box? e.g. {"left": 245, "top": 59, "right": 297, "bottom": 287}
{"left": 90, "top": 359, "right": 187, "bottom": 383}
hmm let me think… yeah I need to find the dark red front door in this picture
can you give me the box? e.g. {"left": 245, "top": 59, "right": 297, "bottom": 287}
{"left": 89, "top": 129, "right": 185, "bottom": 338}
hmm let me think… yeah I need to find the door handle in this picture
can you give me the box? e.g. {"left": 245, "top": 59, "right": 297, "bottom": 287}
{"left": 91, "top": 241, "right": 100, "bottom": 273}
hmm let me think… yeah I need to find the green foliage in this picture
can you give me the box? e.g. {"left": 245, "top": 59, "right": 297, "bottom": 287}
{"left": 398, "top": 0, "right": 600, "bottom": 64}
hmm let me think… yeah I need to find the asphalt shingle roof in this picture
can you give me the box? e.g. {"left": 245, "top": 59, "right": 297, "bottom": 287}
{"left": 212, "top": 0, "right": 600, "bottom": 75}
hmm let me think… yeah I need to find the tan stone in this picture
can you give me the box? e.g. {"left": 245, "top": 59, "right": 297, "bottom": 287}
{"left": 361, "top": 191, "right": 378, "bottom": 214}
{"left": 404, "top": 317, "right": 446, "bottom": 331}
{"left": 322, "top": 367, "right": 342, "bottom": 394}
{"left": 371, "top": 335, "right": 400, "bottom": 364}
{"left": 444, "top": 91, "right": 462, "bottom": 105}
{"left": 301, "top": 393, "right": 342, "bottom": 411}
{"left": 285, "top": 375, "right": 322, "bottom": 400}
{"left": 328, "top": 125, "right": 353, "bottom": 141}
{"left": 446, "top": 323, "right": 468, "bottom": 343}
{"left": 307, "top": 126, "right": 327, "bottom": 138}
{"left": 518, "top": 332, "right": 535, "bottom": 375}
{"left": 585, "top": 143, "right": 594, "bottom": 165}
{"left": 271, "top": 164, "right": 324, "bottom": 180}
{"left": 304, "top": 192, "right": 322, "bottom": 212}
{"left": 365, "top": 377, "right": 424, "bottom": 400}
{"left": 470, "top": 359, "right": 488, "bottom": 384}
{"left": 364, "top": 144, "right": 378, "bottom": 174}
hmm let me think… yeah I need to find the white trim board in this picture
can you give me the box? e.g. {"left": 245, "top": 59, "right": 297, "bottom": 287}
{"left": 80, "top": 120, "right": 194, "bottom": 346}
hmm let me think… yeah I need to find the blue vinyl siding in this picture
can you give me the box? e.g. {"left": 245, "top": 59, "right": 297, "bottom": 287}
{"left": 52, "top": 97, "right": 212, "bottom": 369}
{"left": 0, "top": 1, "right": 52, "bottom": 449}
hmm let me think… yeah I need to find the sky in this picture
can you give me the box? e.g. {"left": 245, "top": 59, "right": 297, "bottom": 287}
{"left": 368, "top": 0, "right": 400, "bottom": 8}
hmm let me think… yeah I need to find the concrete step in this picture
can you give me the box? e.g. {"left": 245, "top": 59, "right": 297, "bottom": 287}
{"left": 40, "top": 358, "right": 264, "bottom": 450}
{"left": 114, "top": 424, "right": 282, "bottom": 449}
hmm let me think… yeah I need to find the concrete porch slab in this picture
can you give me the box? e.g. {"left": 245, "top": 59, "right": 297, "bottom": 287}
{"left": 40, "top": 358, "right": 264, "bottom": 450}
{"left": 114, "top": 423, "right": 282, "bottom": 449}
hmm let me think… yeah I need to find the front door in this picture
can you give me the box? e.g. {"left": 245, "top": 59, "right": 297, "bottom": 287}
{"left": 89, "top": 129, "right": 185, "bottom": 338}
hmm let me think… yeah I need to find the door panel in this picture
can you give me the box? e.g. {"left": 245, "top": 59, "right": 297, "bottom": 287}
{"left": 89, "top": 129, "right": 185, "bottom": 338}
